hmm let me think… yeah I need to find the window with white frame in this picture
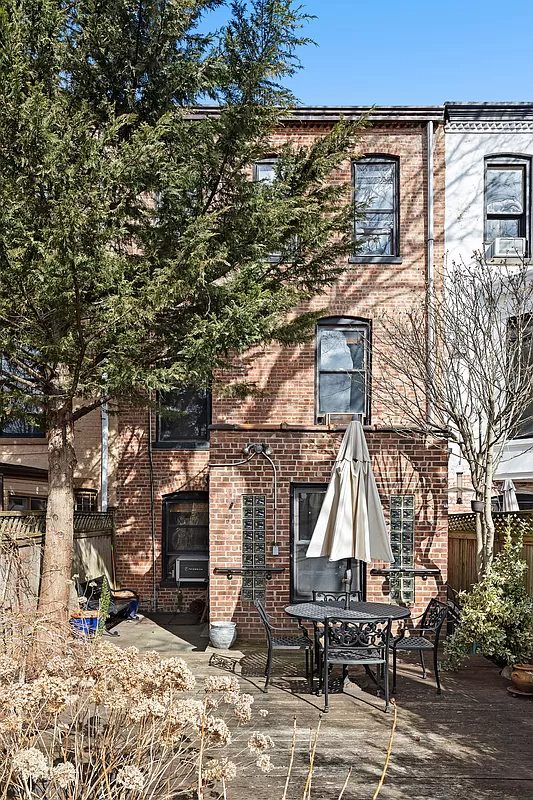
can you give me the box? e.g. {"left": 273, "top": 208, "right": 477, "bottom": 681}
{"left": 353, "top": 156, "right": 399, "bottom": 257}
{"left": 485, "top": 156, "right": 530, "bottom": 245}
{"left": 253, "top": 158, "right": 277, "bottom": 185}
{"left": 316, "top": 317, "right": 370, "bottom": 421}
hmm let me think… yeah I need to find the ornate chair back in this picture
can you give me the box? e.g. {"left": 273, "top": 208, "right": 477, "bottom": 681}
{"left": 324, "top": 616, "right": 392, "bottom": 663}
{"left": 313, "top": 590, "right": 362, "bottom": 609}
{"left": 419, "top": 598, "right": 448, "bottom": 634}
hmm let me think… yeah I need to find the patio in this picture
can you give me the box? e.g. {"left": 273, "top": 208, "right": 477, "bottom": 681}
{"left": 112, "top": 614, "right": 533, "bottom": 799}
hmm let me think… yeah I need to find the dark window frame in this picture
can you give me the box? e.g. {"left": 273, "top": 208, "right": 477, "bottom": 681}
{"left": 155, "top": 388, "right": 211, "bottom": 450}
{"left": 508, "top": 314, "right": 533, "bottom": 439}
{"left": 352, "top": 155, "right": 400, "bottom": 260}
{"left": 161, "top": 490, "right": 209, "bottom": 587}
{"left": 484, "top": 154, "right": 531, "bottom": 250}
{"left": 315, "top": 316, "right": 371, "bottom": 423}
{"left": 75, "top": 489, "right": 98, "bottom": 513}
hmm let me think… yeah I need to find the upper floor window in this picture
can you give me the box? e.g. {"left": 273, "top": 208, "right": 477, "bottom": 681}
{"left": 0, "top": 416, "right": 45, "bottom": 438}
{"left": 485, "top": 156, "right": 530, "bottom": 245}
{"left": 253, "top": 158, "right": 277, "bottom": 185}
{"left": 316, "top": 317, "right": 370, "bottom": 421}
{"left": 157, "top": 388, "right": 210, "bottom": 447}
{"left": 353, "top": 156, "right": 399, "bottom": 257}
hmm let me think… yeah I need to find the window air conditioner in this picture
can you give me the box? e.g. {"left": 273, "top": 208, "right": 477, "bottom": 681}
{"left": 486, "top": 237, "right": 527, "bottom": 261}
{"left": 174, "top": 556, "right": 209, "bottom": 584}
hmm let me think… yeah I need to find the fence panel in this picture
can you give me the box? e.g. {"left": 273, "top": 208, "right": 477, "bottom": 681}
{"left": 0, "top": 511, "right": 114, "bottom": 609}
{"left": 448, "top": 511, "right": 533, "bottom": 595}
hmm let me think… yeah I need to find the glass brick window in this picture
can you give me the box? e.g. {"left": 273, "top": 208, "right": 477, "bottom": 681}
{"left": 157, "top": 388, "right": 210, "bottom": 445}
{"left": 354, "top": 156, "right": 399, "bottom": 256}
{"left": 389, "top": 495, "right": 415, "bottom": 604}
{"left": 241, "top": 494, "right": 267, "bottom": 602}
{"left": 316, "top": 317, "right": 370, "bottom": 420}
{"left": 162, "top": 491, "right": 209, "bottom": 583}
{"left": 485, "top": 157, "right": 530, "bottom": 243}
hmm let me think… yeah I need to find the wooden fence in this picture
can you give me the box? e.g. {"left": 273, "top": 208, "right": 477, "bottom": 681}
{"left": 448, "top": 511, "right": 533, "bottom": 595}
{"left": 0, "top": 511, "right": 114, "bottom": 608}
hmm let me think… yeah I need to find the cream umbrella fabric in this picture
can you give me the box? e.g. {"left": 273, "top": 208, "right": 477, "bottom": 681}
{"left": 502, "top": 479, "right": 519, "bottom": 512}
{"left": 306, "top": 421, "right": 394, "bottom": 564}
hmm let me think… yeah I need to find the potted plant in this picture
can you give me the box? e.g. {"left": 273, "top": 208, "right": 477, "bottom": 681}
{"left": 442, "top": 530, "right": 533, "bottom": 671}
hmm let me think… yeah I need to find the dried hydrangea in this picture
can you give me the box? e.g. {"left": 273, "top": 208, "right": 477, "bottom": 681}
{"left": 256, "top": 753, "right": 273, "bottom": 773}
{"left": 203, "top": 716, "right": 232, "bottom": 746}
{"left": 51, "top": 762, "right": 76, "bottom": 788}
{"left": 12, "top": 747, "right": 49, "bottom": 781}
{"left": 204, "top": 675, "right": 240, "bottom": 693}
{"left": 234, "top": 692, "right": 254, "bottom": 723}
{"left": 0, "top": 655, "right": 17, "bottom": 681}
{"left": 128, "top": 696, "right": 167, "bottom": 722}
{"left": 202, "top": 758, "right": 237, "bottom": 782}
{"left": 258, "top": 709, "right": 268, "bottom": 717}
{"left": 247, "top": 732, "right": 275, "bottom": 754}
{"left": 115, "top": 765, "right": 145, "bottom": 793}
{"left": 0, "top": 714, "right": 22, "bottom": 735}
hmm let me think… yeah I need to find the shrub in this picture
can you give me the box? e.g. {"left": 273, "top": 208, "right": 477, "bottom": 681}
{"left": 443, "top": 531, "right": 533, "bottom": 670}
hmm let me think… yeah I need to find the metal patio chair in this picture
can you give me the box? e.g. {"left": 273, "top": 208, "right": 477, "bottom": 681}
{"left": 391, "top": 597, "right": 448, "bottom": 694}
{"left": 318, "top": 615, "right": 392, "bottom": 713}
{"left": 312, "top": 590, "right": 363, "bottom": 608}
{"left": 254, "top": 597, "right": 313, "bottom": 693}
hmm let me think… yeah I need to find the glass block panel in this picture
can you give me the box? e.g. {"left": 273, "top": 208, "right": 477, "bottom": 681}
{"left": 241, "top": 494, "right": 267, "bottom": 602}
{"left": 389, "top": 495, "right": 415, "bottom": 604}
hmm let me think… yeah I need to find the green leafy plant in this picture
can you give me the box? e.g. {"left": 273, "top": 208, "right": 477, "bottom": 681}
{"left": 443, "top": 530, "right": 533, "bottom": 670}
{"left": 96, "top": 579, "right": 111, "bottom": 637}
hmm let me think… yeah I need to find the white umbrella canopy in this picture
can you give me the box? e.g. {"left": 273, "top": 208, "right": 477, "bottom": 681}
{"left": 502, "top": 479, "right": 520, "bottom": 512}
{"left": 306, "top": 421, "right": 394, "bottom": 564}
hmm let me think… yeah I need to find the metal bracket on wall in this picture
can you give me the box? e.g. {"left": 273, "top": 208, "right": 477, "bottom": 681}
{"left": 370, "top": 567, "right": 441, "bottom": 582}
{"left": 213, "top": 566, "right": 285, "bottom": 582}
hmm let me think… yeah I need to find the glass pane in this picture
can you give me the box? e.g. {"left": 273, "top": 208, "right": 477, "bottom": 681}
{"left": 296, "top": 489, "right": 326, "bottom": 542}
{"left": 319, "top": 372, "right": 365, "bottom": 414}
{"left": 486, "top": 168, "right": 524, "bottom": 215}
{"left": 168, "top": 526, "right": 208, "bottom": 553}
{"left": 168, "top": 502, "right": 209, "bottom": 527}
{"left": 356, "top": 163, "right": 395, "bottom": 210}
{"left": 8, "top": 496, "right": 28, "bottom": 511}
{"left": 356, "top": 213, "right": 394, "bottom": 256}
{"left": 320, "top": 329, "right": 365, "bottom": 371}
{"left": 255, "top": 162, "right": 276, "bottom": 184}
{"left": 0, "top": 416, "right": 44, "bottom": 437}
{"left": 158, "top": 388, "right": 208, "bottom": 441}
{"left": 486, "top": 218, "right": 520, "bottom": 239}
{"left": 30, "top": 497, "right": 47, "bottom": 512}
{"left": 295, "top": 545, "right": 345, "bottom": 599}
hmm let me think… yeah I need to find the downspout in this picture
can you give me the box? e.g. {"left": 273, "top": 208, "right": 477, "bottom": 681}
{"left": 427, "top": 120, "right": 436, "bottom": 426}
{"left": 261, "top": 451, "right": 278, "bottom": 555}
{"left": 100, "top": 403, "right": 108, "bottom": 512}
{"left": 148, "top": 407, "right": 158, "bottom": 612}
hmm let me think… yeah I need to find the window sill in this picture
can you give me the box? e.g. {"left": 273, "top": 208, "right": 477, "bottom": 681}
{"left": 152, "top": 441, "right": 210, "bottom": 451}
{"left": 348, "top": 256, "right": 402, "bottom": 264}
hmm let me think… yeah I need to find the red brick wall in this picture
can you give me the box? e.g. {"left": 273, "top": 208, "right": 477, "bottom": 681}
{"left": 114, "top": 116, "right": 448, "bottom": 636}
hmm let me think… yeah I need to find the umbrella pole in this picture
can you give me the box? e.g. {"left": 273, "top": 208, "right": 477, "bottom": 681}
{"left": 343, "top": 558, "right": 352, "bottom": 607}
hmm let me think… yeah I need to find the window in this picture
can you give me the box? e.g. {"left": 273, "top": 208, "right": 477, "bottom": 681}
{"left": 0, "top": 417, "right": 45, "bottom": 438}
{"left": 485, "top": 156, "right": 530, "bottom": 244}
{"left": 75, "top": 489, "right": 98, "bottom": 512}
{"left": 508, "top": 315, "right": 533, "bottom": 438}
{"left": 253, "top": 158, "right": 277, "bottom": 185}
{"left": 7, "top": 495, "right": 47, "bottom": 511}
{"left": 162, "top": 491, "right": 209, "bottom": 584}
{"left": 389, "top": 495, "right": 415, "bottom": 604}
{"left": 316, "top": 317, "right": 370, "bottom": 421}
{"left": 353, "top": 156, "right": 399, "bottom": 257}
{"left": 156, "top": 388, "right": 210, "bottom": 447}
{"left": 291, "top": 484, "right": 365, "bottom": 602}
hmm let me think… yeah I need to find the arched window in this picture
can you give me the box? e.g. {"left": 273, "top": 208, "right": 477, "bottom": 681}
{"left": 485, "top": 155, "right": 531, "bottom": 247}
{"left": 353, "top": 156, "right": 399, "bottom": 257}
{"left": 315, "top": 316, "right": 371, "bottom": 422}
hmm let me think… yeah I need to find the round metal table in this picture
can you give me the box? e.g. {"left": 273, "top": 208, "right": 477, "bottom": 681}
{"left": 284, "top": 600, "right": 411, "bottom": 622}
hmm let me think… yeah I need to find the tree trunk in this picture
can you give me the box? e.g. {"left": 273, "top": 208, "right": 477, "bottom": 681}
{"left": 37, "top": 381, "right": 77, "bottom": 620}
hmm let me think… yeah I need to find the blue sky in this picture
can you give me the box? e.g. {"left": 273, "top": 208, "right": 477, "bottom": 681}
{"left": 205, "top": 0, "right": 533, "bottom": 106}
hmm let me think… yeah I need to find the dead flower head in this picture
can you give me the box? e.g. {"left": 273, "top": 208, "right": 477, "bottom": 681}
{"left": 51, "top": 762, "right": 76, "bottom": 788}
{"left": 12, "top": 747, "right": 50, "bottom": 781}
{"left": 202, "top": 758, "right": 237, "bottom": 783}
{"left": 247, "top": 732, "right": 275, "bottom": 754}
{"left": 256, "top": 753, "right": 273, "bottom": 773}
{"left": 115, "top": 765, "right": 145, "bottom": 793}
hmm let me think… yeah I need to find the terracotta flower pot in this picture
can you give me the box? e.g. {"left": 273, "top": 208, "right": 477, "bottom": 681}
{"left": 511, "top": 664, "right": 533, "bottom": 694}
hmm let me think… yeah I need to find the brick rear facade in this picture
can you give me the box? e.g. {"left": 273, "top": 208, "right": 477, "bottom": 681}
{"left": 115, "top": 109, "right": 449, "bottom": 638}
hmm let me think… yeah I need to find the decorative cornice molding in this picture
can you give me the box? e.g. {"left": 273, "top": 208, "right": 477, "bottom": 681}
{"left": 445, "top": 103, "right": 533, "bottom": 132}
{"left": 446, "top": 120, "right": 533, "bottom": 132}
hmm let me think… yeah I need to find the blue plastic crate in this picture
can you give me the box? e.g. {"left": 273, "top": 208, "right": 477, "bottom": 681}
{"left": 70, "top": 615, "right": 99, "bottom": 636}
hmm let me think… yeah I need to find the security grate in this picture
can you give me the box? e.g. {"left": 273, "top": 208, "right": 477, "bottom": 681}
{"left": 389, "top": 495, "right": 415, "bottom": 604}
{"left": 241, "top": 494, "right": 267, "bottom": 601}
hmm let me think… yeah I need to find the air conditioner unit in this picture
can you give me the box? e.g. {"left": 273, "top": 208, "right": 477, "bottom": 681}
{"left": 322, "top": 413, "right": 362, "bottom": 426}
{"left": 486, "top": 237, "right": 527, "bottom": 260}
{"left": 174, "top": 556, "right": 209, "bottom": 584}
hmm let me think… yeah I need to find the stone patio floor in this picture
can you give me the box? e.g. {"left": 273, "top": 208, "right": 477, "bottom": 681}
{"left": 110, "top": 614, "right": 533, "bottom": 800}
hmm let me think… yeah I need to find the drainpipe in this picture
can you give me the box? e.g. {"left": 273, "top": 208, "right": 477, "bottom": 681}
{"left": 148, "top": 407, "right": 158, "bottom": 612}
{"left": 427, "top": 120, "right": 436, "bottom": 427}
{"left": 100, "top": 403, "right": 108, "bottom": 512}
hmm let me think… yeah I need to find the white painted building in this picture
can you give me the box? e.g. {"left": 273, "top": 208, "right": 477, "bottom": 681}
{"left": 445, "top": 102, "right": 533, "bottom": 510}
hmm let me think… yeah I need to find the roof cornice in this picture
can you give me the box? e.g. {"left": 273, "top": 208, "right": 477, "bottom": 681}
{"left": 188, "top": 105, "right": 445, "bottom": 123}
{"left": 445, "top": 102, "right": 533, "bottom": 132}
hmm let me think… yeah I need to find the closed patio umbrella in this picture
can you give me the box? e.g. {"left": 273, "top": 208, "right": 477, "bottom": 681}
{"left": 502, "top": 479, "right": 519, "bottom": 512}
{"left": 306, "top": 421, "right": 394, "bottom": 584}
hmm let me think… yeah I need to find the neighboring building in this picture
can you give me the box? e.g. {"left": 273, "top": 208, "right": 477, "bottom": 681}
{"left": 0, "top": 407, "right": 118, "bottom": 512}
{"left": 445, "top": 102, "right": 533, "bottom": 514}
{"left": 115, "top": 106, "right": 449, "bottom": 636}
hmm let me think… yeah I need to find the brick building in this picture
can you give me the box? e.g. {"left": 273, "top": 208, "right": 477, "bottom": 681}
{"left": 114, "top": 106, "right": 449, "bottom": 637}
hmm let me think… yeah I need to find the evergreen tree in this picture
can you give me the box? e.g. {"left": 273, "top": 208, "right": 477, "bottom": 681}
{"left": 0, "top": 0, "right": 364, "bottom": 617}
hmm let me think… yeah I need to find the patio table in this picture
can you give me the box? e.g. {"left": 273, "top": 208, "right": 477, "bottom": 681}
{"left": 284, "top": 600, "right": 411, "bottom": 623}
